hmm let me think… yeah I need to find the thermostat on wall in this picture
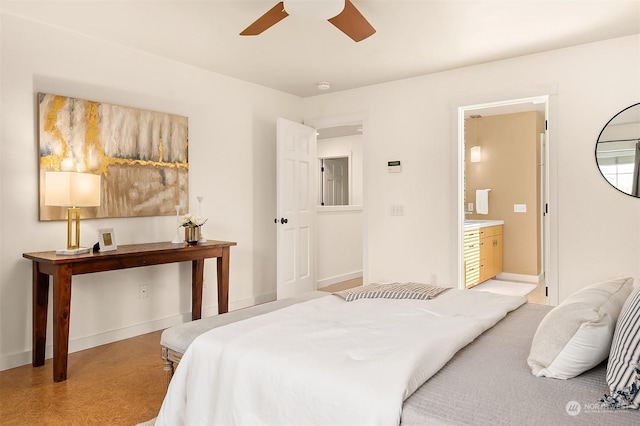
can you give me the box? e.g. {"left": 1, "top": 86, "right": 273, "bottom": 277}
{"left": 388, "top": 161, "right": 402, "bottom": 173}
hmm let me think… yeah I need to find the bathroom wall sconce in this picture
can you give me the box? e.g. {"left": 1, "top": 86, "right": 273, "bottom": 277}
{"left": 470, "top": 146, "right": 482, "bottom": 163}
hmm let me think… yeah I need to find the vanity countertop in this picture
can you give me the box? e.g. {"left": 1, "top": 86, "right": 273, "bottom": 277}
{"left": 464, "top": 219, "right": 504, "bottom": 230}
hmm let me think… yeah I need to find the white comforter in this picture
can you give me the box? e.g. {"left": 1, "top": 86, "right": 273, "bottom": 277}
{"left": 156, "top": 289, "right": 525, "bottom": 426}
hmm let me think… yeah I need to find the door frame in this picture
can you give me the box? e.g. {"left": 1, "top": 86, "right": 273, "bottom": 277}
{"left": 305, "top": 113, "right": 369, "bottom": 285}
{"left": 453, "top": 92, "right": 559, "bottom": 305}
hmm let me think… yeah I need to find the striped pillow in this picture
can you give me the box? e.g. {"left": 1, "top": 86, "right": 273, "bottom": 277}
{"left": 333, "top": 282, "right": 450, "bottom": 302}
{"left": 601, "top": 287, "right": 640, "bottom": 409}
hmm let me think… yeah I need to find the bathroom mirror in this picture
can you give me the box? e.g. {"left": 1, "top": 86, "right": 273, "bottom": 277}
{"left": 595, "top": 103, "right": 640, "bottom": 197}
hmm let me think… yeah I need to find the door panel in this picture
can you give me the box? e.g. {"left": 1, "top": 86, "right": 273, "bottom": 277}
{"left": 298, "top": 225, "right": 310, "bottom": 279}
{"left": 299, "top": 160, "right": 310, "bottom": 210}
{"left": 277, "top": 118, "right": 316, "bottom": 299}
{"left": 283, "top": 159, "right": 295, "bottom": 212}
{"left": 283, "top": 227, "right": 296, "bottom": 283}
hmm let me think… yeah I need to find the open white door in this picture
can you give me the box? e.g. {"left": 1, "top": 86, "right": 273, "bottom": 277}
{"left": 541, "top": 128, "right": 551, "bottom": 302}
{"left": 276, "top": 118, "right": 317, "bottom": 299}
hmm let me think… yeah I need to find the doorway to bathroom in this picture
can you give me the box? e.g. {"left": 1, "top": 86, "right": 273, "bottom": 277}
{"left": 457, "top": 96, "right": 555, "bottom": 305}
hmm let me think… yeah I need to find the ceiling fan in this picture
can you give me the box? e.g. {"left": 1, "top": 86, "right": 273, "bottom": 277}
{"left": 240, "top": 0, "right": 376, "bottom": 42}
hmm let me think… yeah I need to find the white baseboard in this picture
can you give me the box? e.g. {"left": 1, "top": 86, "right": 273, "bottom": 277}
{"left": 316, "top": 270, "right": 363, "bottom": 289}
{"left": 0, "top": 314, "right": 190, "bottom": 372}
{"left": 229, "top": 292, "right": 276, "bottom": 311}
{"left": 0, "top": 292, "right": 277, "bottom": 372}
{"left": 497, "top": 272, "right": 543, "bottom": 284}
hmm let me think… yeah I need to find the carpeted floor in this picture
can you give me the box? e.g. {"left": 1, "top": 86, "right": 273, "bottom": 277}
{"left": 471, "top": 279, "right": 537, "bottom": 297}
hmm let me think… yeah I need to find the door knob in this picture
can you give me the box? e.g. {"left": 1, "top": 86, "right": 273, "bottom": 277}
{"left": 280, "top": 218, "right": 288, "bottom": 224}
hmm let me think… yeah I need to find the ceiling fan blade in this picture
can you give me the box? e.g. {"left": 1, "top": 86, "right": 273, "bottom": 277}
{"left": 328, "top": 0, "right": 375, "bottom": 42}
{"left": 240, "top": 2, "right": 289, "bottom": 36}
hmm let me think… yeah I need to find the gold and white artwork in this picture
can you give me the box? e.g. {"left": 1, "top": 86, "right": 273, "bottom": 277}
{"left": 38, "top": 93, "right": 189, "bottom": 220}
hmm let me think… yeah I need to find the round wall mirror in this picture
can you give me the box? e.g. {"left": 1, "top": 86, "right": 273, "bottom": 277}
{"left": 595, "top": 103, "right": 640, "bottom": 197}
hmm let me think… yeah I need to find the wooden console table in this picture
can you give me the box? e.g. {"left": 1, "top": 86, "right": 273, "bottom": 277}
{"left": 23, "top": 240, "right": 236, "bottom": 382}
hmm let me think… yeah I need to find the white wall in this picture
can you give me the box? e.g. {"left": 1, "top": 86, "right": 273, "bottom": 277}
{"left": 316, "top": 209, "right": 363, "bottom": 288}
{"left": 0, "top": 14, "right": 301, "bottom": 370}
{"left": 304, "top": 35, "right": 640, "bottom": 299}
{"left": 2, "top": 11, "right": 639, "bottom": 372}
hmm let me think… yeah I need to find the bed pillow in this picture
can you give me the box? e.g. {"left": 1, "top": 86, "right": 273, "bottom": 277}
{"left": 527, "top": 277, "right": 633, "bottom": 379}
{"left": 333, "top": 282, "right": 450, "bottom": 302}
{"left": 600, "top": 287, "right": 640, "bottom": 409}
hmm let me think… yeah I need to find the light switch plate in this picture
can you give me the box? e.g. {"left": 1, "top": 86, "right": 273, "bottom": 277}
{"left": 391, "top": 205, "right": 405, "bottom": 216}
{"left": 514, "top": 204, "right": 527, "bottom": 213}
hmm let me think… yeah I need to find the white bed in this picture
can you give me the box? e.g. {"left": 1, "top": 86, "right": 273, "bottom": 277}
{"left": 156, "top": 288, "right": 525, "bottom": 425}
{"left": 155, "top": 278, "right": 640, "bottom": 425}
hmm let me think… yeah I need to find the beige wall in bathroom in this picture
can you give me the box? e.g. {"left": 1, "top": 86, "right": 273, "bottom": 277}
{"left": 465, "top": 111, "right": 545, "bottom": 277}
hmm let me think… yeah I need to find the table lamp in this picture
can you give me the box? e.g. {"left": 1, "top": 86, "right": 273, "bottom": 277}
{"left": 45, "top": 171, "right": 101, "bottom": 255}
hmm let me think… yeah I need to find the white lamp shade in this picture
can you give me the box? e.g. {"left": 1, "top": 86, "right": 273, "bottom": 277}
{"left": 284, "top": 0, "right": 344, "bottom": 19}
{"left": 470, "top": 146, "right": 482, "bottom": 163}
{"left": 45, "top": 171, "right": 101, "bottom": 207}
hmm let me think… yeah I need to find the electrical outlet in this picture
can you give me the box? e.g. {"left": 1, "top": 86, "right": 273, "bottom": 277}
{"left": 139, "top": 284, "right": 148, "bottom": 298}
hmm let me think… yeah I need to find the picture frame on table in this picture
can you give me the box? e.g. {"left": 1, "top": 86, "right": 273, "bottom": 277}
{"left": 97, "top": 228, "right": 117, "bottom": 252}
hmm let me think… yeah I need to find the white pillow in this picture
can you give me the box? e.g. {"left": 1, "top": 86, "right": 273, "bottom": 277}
{"left": 527, "top": 277, "right": 633, "bottom": 379}
{"left": 601, "top": 287, "right": 640, "bottom": 409}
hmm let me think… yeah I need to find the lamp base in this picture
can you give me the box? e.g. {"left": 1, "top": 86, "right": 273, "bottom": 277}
{"left": 55, "top": 247, "right": 91, "bottom": 256}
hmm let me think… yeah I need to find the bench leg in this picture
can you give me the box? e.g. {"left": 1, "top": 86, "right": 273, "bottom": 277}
{"left": 161, "top": 346, "right": 174, "bottom": 387}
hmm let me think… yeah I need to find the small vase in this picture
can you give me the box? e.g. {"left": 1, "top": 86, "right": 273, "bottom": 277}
{"left": 184, "top": 226, "right": 201, "bottom": 245}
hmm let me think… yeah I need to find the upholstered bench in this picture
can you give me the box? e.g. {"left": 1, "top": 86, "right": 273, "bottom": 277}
{"left": 161, "top": 291, "right": 328, "bottom": 383}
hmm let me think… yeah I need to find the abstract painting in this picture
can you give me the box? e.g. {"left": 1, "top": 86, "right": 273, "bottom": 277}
{"left": 38, "top": 93, "right": 189, "bottom": 220}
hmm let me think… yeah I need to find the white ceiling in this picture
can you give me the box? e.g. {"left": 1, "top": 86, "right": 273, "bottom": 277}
{"left": 2, "top": 0, "right": 639, "bottom": 98}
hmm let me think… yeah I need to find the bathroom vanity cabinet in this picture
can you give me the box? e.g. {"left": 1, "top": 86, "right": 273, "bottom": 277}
{"left": 464, "top": 224, "right": 503, "bottom": 289}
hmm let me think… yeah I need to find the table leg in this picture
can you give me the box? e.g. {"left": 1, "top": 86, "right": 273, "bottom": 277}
{"left": 191, "top": 259, "right": 204, "bottom": 321}
{"left": 52, "top": 265, "right": 72, "bottom": 382}
{"left": 32, "top": 263, "right": 49, "bottom": 367}
{"left": 217, "top": 247, "right": 230, "bottom": 314}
